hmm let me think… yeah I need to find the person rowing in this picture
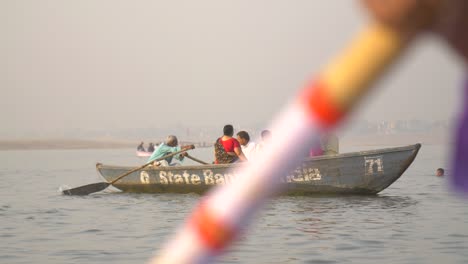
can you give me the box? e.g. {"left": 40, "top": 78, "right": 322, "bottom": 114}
{"left": 148, "top": 135, "right": 194, "bottom": 166}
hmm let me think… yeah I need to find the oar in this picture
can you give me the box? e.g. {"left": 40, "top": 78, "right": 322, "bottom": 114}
{"left": 62, "top": 146, "right": 195, "bottom": 196}
{"left": 185, "top": 154, "right": 209, "bottom": 165}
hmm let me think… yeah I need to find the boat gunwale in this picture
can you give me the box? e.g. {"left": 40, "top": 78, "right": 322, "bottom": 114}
{"left": 96, "top": 143, "right": 421, "bottom": 171}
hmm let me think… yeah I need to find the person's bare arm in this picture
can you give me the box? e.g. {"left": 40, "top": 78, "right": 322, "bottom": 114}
{"left": 234, "top": 147, "right": 248, "bottom": 161}
{"left": 181, "top": 144, "right": 195, "bottom": 151}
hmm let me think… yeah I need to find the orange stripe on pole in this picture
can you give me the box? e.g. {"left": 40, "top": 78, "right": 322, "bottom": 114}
{"left": 300, "top": 80, "right": 344, "bottom": 128}
{"left": 323, "top": 24, "right": 402, "bottom": 110}
{"left": 300, "top": 24, "right": 403, "bottom": 128}
{"left": 150, "top": 23, "right": 409, "bottom": 264}
{"left": 190, "top": 203, "right": 235, "bottom": 251}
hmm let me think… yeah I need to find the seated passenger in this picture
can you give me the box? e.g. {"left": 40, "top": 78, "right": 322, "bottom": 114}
{"left": 309, "top": 138, "right": 324, "bottom": 157}
{"left": 148, "top": 135, "right": 193, "bottom": 166}
{"left": 309, "top": 133, "right": 339, "bottom": 157}
{"left": 256, "top": 129, "right": 271, "bottom": 153}
{"left": 321, "top": 133, "right": 339, "bottom": 155}
{"left": 214, "top": 124, "right": 247, "bottom": 164}
{"left": 236, "top": 130, "right": 256, "bottom": 161}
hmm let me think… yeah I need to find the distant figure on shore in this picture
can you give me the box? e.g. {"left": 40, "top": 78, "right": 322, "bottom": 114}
{"left": 256, "top": 129, "right": 272, "bottom": 153}
{"left": 214, "top": 124, "right": 247, "bottom": 164}
{"left": 148, "top": 135, "right": 193, "bottom": 166}
{"left": 237, "top": 131, "right": 256, "bottom": 161}
{"left": 436, "top": 168, "right": 445, "bottom": 177}
{"left": 137, "top": 142, "right": 145, "bottom": 152}
{"left": 147, "top": 142, "right": 155, "bottom": 153}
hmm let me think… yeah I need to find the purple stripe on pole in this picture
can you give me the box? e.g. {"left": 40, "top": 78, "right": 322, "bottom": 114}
{"left": 452, "top": 78, "right": 468, "bottom": 193}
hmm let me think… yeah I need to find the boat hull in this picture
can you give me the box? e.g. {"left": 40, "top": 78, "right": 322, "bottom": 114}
{"left": 98, "top": 144, "right": 421, "bottom": 195}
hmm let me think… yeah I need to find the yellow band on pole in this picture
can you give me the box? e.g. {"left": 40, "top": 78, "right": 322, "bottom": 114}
{"left": 322, "top": 23, "right": 404, "bottom": 112}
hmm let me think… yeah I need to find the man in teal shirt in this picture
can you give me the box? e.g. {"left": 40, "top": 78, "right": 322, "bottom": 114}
{"left": 148, "top": 135, "right": 193, "bottom": 166}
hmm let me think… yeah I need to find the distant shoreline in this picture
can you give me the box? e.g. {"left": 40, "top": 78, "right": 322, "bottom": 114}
{"left": 340, "top": 131, "right": 450, "bottom": 146}
{"left": 0, "top": 139, "right": 135, "bottom": 150}
{"left": 0, "top": 132, "right": 449, "bottom": 151}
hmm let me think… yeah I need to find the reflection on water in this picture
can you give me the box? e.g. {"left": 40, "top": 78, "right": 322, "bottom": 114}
{"left": 288, "top": 196, "right": 418, "bottom": 239}
{"left": 0, "top": 146, "right": 467, "bottom": 264}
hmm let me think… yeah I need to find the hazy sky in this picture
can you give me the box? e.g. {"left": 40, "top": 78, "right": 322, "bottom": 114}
{"left": 2, "top": 0, "right": 465, "bottom": 139}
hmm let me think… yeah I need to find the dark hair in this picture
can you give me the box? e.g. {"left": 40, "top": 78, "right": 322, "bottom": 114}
{"left": 437, "top": 168, "right": 444, "bottom": 174}
{"left": 237, "top": 131, "right": 250, "bottom": 142}
{"left": 223, "top": 124, "right": 234, "bottom": 136}
{"left": 261, "top": 129, "right": 271, "bottom": 138}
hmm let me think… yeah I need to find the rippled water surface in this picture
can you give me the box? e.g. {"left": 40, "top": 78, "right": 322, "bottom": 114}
{"left": 1, "top": 144, "right": 467, "bottom": 263}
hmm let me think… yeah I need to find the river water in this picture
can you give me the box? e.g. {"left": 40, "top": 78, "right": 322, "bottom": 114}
{"left": 1, "top": 144, "right": 467, "bottom": 264}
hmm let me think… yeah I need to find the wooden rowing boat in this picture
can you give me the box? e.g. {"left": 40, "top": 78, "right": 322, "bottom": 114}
{"left": 98, "top": 144, "right": 421, "bottom": 195}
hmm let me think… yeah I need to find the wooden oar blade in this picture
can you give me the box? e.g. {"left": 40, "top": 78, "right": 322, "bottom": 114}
{"left": 62, "top": 182, "right": 110, "bottom": 196}
{"left": 62, "top": 147, "right": 196, "bottom": 196}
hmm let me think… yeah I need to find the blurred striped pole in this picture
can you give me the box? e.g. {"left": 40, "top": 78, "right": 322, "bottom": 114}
{"left": 149, "top": 23, "right": 405, "bottom": 264}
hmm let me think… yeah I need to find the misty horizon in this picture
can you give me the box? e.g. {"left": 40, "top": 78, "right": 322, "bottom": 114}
{"left": 2, "top": 1, "right": 465, "bottom": 141}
